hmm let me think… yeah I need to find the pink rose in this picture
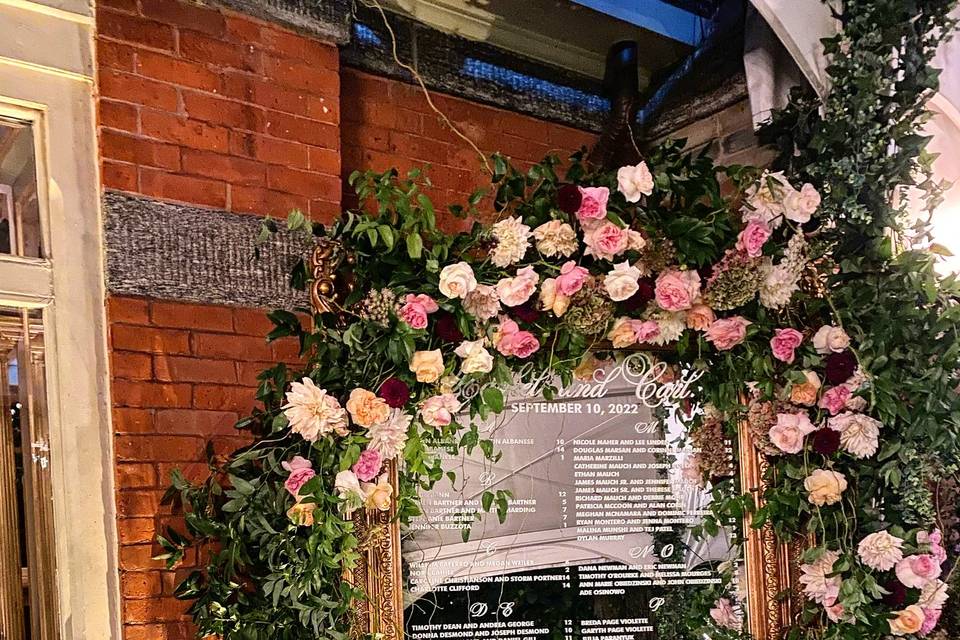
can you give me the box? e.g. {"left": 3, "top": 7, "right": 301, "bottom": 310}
{"left": 499, "top": 330, "right": 541, "bottom": 358}
{"left": 281, "top": 455, "right": 312, "bottom": 473}
{"left": 819, "top": 385, "right": 851, "bottom": 415}
{"left": 769, "top": 412, "right": 816, "bottom": 454}
{"left": 896, "top": 555, "right": 942, "bottom": 589}
{"left": 635, "top": 320, "right": 661, "bottom": 343}
{"left": 705, "top": 316, "right": 751, "bottom": 351}
{"left": 921, "top": 607, "right": 942, "bottom": 636}
{"left": 496, "top": 266, "right": 539, "bottom": 307}
{"left": 770, "top": 328, "right": 804, "bottom": 363}
{"left": 584, "top": 222, "right": 628, "bottom": 261}
{"left": 352, "top": 448, "right": 383, "bottom": 482}
{"left": 421, "top": 394, "right": 460, "bottom": 427}
{"left": 555, "top": 261, "right": 589, "bottom": 296}
{"left": 284, "top": 467, "right": 316, "bottom": 497}
{"left": 576, "top": 186, "right": 609, "bottom": 222}
{"left": 400, "top": 295, "right": 434, "bottom": 329}
{"left": 736, "top": 220, "right": 772, "bottom": 258}
{"left": 655, "top": 270, "right": 701, "bottom": 311}
{"left": 918, "top": 530, "right": 948, "bottom": 564}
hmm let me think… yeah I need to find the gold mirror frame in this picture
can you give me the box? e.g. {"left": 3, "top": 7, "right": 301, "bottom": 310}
{"left": 311, "top": 241, "right": 806, "bottom": 640}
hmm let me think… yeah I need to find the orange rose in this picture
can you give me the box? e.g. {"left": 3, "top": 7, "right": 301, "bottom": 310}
{"left": 345, "top": 388, "right": 390, "bottom": 428}
{"left": 888, "top": 605, "right": 924, "bottom": 636}
{"left": 686, "top": 303, "right": 715, "bottom": 331}
{"left": 790, "top": 371, "right": 822, "bottom": 406}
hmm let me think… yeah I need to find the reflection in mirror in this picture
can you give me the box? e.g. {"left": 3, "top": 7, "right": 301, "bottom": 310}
{"left": 402, "top": 354, "right": 743, "bottom": 640}
{"left": 0, "top": 116, "right": 42, "bottom": 258}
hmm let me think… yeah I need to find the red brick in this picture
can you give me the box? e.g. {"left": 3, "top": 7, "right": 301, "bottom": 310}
{"left": 113, "top": 381, "right": 193, "bottom": 409}
{"left": 98, "top": 40, "right": 137, "bottom": 71}
{"left": 263, "top": 112, "right": 339, "bottom": 148}
{"left": 140, "top": 0, "right": 225, "bottom": 36}
{"left": 119, "top": 545, "right": 167, "bottom": 571}
{"left": 210, "top": 435, "right": 253, "bottom": 458}
{"left": 116, "top": 435, "right": 204, "bottom": 461}
{"left": 192, "top": 385, "right": 257, "bottom": 413}
{"left": 113, "top": 407, "right": 155, "bottom": 434}
{"left": 265, "top": 165, "right": 339, "bottom": 199}
{"left": 180, "top": 149, "right": 266, "bottom": 186}
{"left": 257, "top": 25, "right": 338, "bottom": 68}
{"left": 343, "top": 124, "right": 390, "bottom": 153}
{"left": 117, "top": 463, "right": 159, "bottom": 489}
{"left": 230, "top": 185, "right": 308, "bottom": 217}
{"left": 232, "top": 307, "right": 274, "bottom": 336}
{"left": 192, "top": 332, "right": 271, "bottom": 359}
{"left": 307, "top": 145, "right": 340, "bottom": 174}
{"left": 262, "top": 55, "right": 339, "bottom": 96}
{"left": 270, "top": 337, "right": 302, "bottom": 363}
{"left": 308, "top": 198, "right": 340, "bottom": 223}
{"left": 102, "top": 131, "right": 181, "bottom": 171}
{"left": 229, "top": 132, "right": 308, "bottom": 169}
{"left": 122, "top": 572, "right": 163, "bottom": 598}
{"left": 182, "top": 91, "right": 267, "bottom": 131}
{"left": 118, "top": 489, "right": 163, "bottom": 517}
{"left": 100, "top": 100, "right": 139, "bottom": 133}
{"left": 100, "top": 70, "right": 179, "bottom": 112}
{"left": 150, "top": 301, "right": 233, "bottom": 331}
{"left": 139, "top": 169, "right": 228, "bottom": 209}
{"left": 108, "top": 297, "right": 151, "bottom": 325}
{"left": 305, "top": 95, "right": 339, "bottom": 125}
{"left": 112, "top": 325, "right": 190, "bottom": 354}
{"left": 97, "top": 10, "right": 176, "bottom": 51}
{"left": 220, "top": 73, "right": 310, "bottom": 116}
{"left": 113, "top": 351, "right": 153, "bottom": 380}
{"left": 157, "top": 462, "right": 210, "bottom": 486}
{"left": 103, "top": 161, "right": 138, "bottom": 191}
{"left": 155, "top": 409, "right": 239, "bottom": 435}
{"left": 223, "top": 15, "right": 261, "bottom": 43}
{"left": 135, "top": 51, "right": 221, "bottom": 92}
{"left": 154, "top": 356, "right": 237, "bottom": 384}
{"left": 123, "top": 597, "right": 189, "bottom": 622}
{"left": 236, "top": 361, "right": 274, "bottom": 386}
{"left": 123, "top": 623, "right": 168, "bottom": 640}
{"left": 178, "top": 30, "right": 260, "bottom": 72}
{"left": 141, "top": 111, "right": 229, "bottom": 153}
{"left": 118, "top": 517, "right": 157, "bottom": 545}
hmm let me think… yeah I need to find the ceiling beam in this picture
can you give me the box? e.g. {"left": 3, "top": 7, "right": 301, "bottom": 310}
{"left": 571, "top": 0, "right": 711, "bottom": 45}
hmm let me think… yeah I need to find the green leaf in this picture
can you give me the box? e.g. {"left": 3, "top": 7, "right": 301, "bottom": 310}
{"left": 406, "top": 232, "right": 423, "bottom": 259}
{"left": 287, "top": 209, "right": 307, "bottom": 231}
{"left": 378, "top": 225, "right": 395, "bottom": 250}
{"left": 481, "top": 386, "right": 504, "bottom": 413}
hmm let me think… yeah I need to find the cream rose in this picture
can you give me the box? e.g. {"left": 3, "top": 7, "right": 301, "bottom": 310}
{"left": 603, "top": 261, "right": 642, "bottom": 301}
{"left": 827, "top": 412, "right": 882, "bottom": 459}
{"left": 812, "top": 325, "right": 850, "bottom": 354}
{"left": 539, "top": 278, "right": 571, "bottom": 317}
{"left": 783, "top": 182, "right": 821, "bottom": 224}
{"left": 616, "top": 161, "right": 655, "bottom": 203}
{"left": 607, "top": 317, "right": 641, "bottom": 348}
{"left": 857, "top": 530, "right": 904, "bottom": 571}
{"left": 286, "top": 501, "right": 316, "bottom": 526}
{"left": 361, "top": 475, "right": 393, "bottom": 511}
{"left": 345, "top": 388, "right": 390, "bottom": 428}
{"left": 889, "top": 605, "right": 925, "bottom": 636}
{"left": 454, "top": 339, "right": 494, "bottom": 374}
{"left": 409, "top": 349, "right": 445, "bottom": 383}
{"left": 438, "top": 261, "right": 478, "bottom": 299}
{"left": 532, "top": 220, "right": 578, "bottom": 258}
{"left": 804, "top": 469, "right": 847, "bottom": 506}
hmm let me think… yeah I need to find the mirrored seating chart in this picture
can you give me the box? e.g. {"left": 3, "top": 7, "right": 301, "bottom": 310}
{"left": 403, "top": 355, "right": 738, "bottom": 640}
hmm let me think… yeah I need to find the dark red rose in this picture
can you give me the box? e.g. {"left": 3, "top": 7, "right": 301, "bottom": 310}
{"left": 619, "top": 277, "right": 656, "bottom": 312}
{"left": 812, "top": 428, "right": 841, "bottom": 456}
{"left": 513, "top": 301, "right": 541, "bottom": 323}
{"left": 378, "top": 377, "right": 410, "bottom": 408}
{"left": 697, "top": 264, "right": 714, "bottom": 282}
{"left": 557, "top": 184, "right": 582, "bottom": 215}
{"left": 824, "top": 350, "right": 857, "bottom": 385}
{"left": 882, "top": 579, "right": 907, "bottom": 608}
{"left": 434, "top": 311, "right": 464, "bottom": 343}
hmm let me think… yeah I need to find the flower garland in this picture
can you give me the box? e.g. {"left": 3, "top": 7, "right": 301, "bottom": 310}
{"left": 158, "top": 3, "right": 960, "bottom": 639}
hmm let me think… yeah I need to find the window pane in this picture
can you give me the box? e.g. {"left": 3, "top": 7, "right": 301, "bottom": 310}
{"left": 0, "top": 117, "right": 42, "bottom": 258}
{"left": 0, "top": 307, "right": 58, "bottom": 639}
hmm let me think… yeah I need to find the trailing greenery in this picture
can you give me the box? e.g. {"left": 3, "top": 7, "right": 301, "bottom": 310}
{"left": 156, "top": 2, "right": 960, "bottom": 640}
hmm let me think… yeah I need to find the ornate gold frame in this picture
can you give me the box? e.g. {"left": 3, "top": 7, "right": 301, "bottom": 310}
{"left": 310, "top": 240, "right": 804, "bottom": 640}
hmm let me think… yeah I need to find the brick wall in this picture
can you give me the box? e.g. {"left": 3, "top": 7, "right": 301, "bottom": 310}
{"left": 96, "top": 0, "right": 341, "bottom": 219}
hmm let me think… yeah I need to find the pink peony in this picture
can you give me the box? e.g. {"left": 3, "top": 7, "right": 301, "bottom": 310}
{"left": 709, "top": 598, "right": 741, "bottom": 630}
{"left": 421, "top": 394, "right": 460, "bottom": 427}
{"left": 555, "top": 261, "right": 590, "bottom": 296}
{"left": 399, "top": 294, "right": 438, "bottom": 329}
{"left": 284, "top": 466, "right": 316, "bottom": 498}
{"left": 576, "top": 186, "right": 609, "bottom": 222}
{"left": 770, "top": 328, "right": 804, "bottom": 364}
{"left": 736, "top": 220, "right": 772, "bottom": 258}
{"left": 635, "top": 320, "right": 661, "bottom": 343}
{"left": 655, "top": 270, "right": 701, "bottom": 311}
{"left": 896, "top": 555, "right": 942, "bottom": 589}
{"left": 584, "top": 222, "right": 628, "bottom": 261}
{"left": 920, "top": 607, "right": 942, "bottom": 636}
{"left": 918, "top": 530, "right": 948, "bottom": 564}
{"left": 352, "top": 448, "right": 383, "bottom": 482}
{"left": 819, "top": 385, "right": 851, "bottom": 415}
{"left": 499, "top": 330, "right": 541, "bottom": 358}
{"left": 705, "top": 316, "right": 751, "bottom": 351}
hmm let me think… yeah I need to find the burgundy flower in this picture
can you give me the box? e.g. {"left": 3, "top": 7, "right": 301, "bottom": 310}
{"left": 619, "top": 277, "right": 656, "bottom": 312}
{"left": 812, "top": 428, "right": 841, "bottom": 456}
{"left": 512, "top": 301, "right": 541, "bottom": 324}
{"left": 378, "top": 377, "right": 410, "bottom": 408}
{"left": 557, "top": 184, "right": 582, "bottom": 215}
{"left": 824, "top": 350, "right": 857, "bottom": 385}
{"left": 434, "top": 311, "right": 464, "bottom": 343}
{"left": 882, "top": 579, "right": 907, "bottom": 608}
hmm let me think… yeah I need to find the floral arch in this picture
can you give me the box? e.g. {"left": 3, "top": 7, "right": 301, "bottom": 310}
{"left": 158, "top": 2, "right": 960, "bottom": 640}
